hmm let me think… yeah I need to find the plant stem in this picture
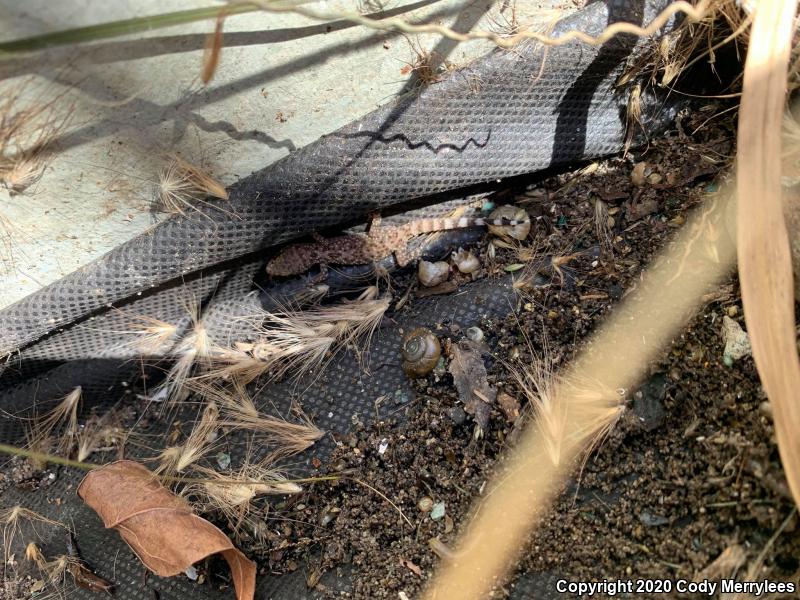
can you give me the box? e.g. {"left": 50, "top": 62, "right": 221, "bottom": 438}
{"left": 0, "top": 442, "right": 98, "bottom": 470}
{"left": 0, "top": 441, "right": 342, "bottom": 486}
{"left": 0, "top": 4, "right": 259, "bottom": 55}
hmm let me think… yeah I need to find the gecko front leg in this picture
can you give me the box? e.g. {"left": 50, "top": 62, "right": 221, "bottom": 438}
{"left": 394, "top": 244, "right": 412, "bottom": 267}
{"left": 309, "top": 263, "right": 329, "bottom": 283}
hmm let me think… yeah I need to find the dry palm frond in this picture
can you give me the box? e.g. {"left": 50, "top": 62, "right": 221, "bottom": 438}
{"left": 157, "top": 154, "right": 229, "bottom": 219}
{"left": 186, "top": 458, "right": 301, "bottom": 536}
{"left": 1, "top": 507, "right": 65, "bottom": 566}
{"left": 196, "top": 380, "right": 324, "bottom": 456}
{"left": 736, "top": 0, "right": 800, "bottom": 507}
{"left": 156, "top": 401, "right": 219, "bottom": 475}
{"left": 25, "top": 387, "right": 81, "bottom": 464}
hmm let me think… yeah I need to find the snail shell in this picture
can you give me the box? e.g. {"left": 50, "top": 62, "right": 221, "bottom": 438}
{"left": 418, "top": 260, "right": 450, "bottom": 287}
{"left": 466, "top": 326, "right": 484, "bottom": 342}
{"left": 488, "top": 205, "right": 531, "bottom": 241}
{"left": 401, "top": 327, "right": 441, "bottom": 378}
{"left": 452, "top": 249, "right": 480, "bottom": 274}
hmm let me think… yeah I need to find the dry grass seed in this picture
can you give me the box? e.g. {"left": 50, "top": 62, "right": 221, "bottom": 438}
{"left": 156, "top": 401, "right": 220, "bottom": 475}
{"left": 24, "top": 387, "right": 81, "bottom": 465}
{"left": 196, "top": 380, "right": 324, "bottom": 457}
{"left": 157, "top": 154, "right": 229, "bottom": 220}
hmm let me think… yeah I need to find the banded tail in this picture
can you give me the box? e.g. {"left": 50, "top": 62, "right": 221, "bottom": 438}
{"left": 400, "top": 215, "right": 530, "bottom": 237}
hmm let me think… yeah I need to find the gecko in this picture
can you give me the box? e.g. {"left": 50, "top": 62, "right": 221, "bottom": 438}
{"left": 266, "top": 213, "right": 530, "bottom": 277}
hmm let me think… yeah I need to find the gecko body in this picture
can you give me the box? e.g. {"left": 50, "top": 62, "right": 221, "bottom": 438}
{"left": 266, "top": 215, "right": 529, "bottom": 277}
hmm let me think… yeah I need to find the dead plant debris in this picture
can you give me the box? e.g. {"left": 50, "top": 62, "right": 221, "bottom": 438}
{"left": 78, "top": 460, "right": 256, "bottom": 600}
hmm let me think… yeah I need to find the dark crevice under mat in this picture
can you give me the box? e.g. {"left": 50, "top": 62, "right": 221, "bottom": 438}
{"left": 1, "top": 275, "right": 517, "bottom": 600}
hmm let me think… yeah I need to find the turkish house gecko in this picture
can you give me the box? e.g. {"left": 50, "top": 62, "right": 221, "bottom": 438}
{"left": 266, "top": 212, "right": 529, "bottom": 277}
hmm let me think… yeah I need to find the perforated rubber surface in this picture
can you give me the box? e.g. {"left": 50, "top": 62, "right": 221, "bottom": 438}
{"left": 2, "top": 276, "right": 517, "bottom": 599}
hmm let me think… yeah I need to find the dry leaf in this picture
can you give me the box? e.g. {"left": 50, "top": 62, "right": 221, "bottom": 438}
{"left": 78, "top": 461, "right": 255, "bottom": 600}
{"left": 448, "top": 340, "right": 496, "bottom": 430}
{"left": 496, "top": 392, "right": 520, "bottom": 422}
{"left": 400, "top": 557, "right": 423, "bottom": 577}
{"left": 68, "top": 560, "right": 115, "bottom": 593}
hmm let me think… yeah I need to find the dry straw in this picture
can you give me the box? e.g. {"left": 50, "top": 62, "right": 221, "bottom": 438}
{"left": 735, "top": 0, "right": 800, "bottom": 505}
{"left": 195, "top": 380, "right": 324, "bottom": 457}
{"left": 157, "top": 154, "right": 229, "bottom": 219}
{"left": 0, "top": 78, "right": 73, "bottom": 194}
{"left": 24, "top": 386, "right": 82, "bottom": 465}
{"left": 185, "top": 457, "right": 302, "bottom": 535}
{"left": 202, "top": 287, "right": 390, "bottom": 384}
{"left": 1, "top": 506, "right": 66, "bottom": 567}
{"left": 156, "top": 401, "right": 219, "bottom": 475}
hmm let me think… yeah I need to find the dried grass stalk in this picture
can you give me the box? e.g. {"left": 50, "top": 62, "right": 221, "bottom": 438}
{"left": 154, "top": 294, "right": 211, "bottom": 403}
{"left": 0, "top": 78, "right": 73, "bottom": 194}
{"left": 202, "top": 288, "right": 389, "bottom": 383}
{"left": 116, "top": 309, "right": 179, "bottom": 355}
{"left": 156, "top": 401, "right": 219, "bottom": 475}
{"left": 24, "top": 387, "right": 81, "bottom": 463}
{"left": 196, "top": 380, "right": 324, "bottom": 457}
{"left": 157, "top": 154, "right": 228, "bottom": 218}
{"left": 186, "top": 459, "right": 301, "bottom": 534}
{"left": 202, "top": 10, "right": 226, "bottom": 84}
{"left": 2, "top": 507, "right": 65, "bottom": 566}
{"left": 510, "top": 348, "right": 566, "bottom": 466}
{"left": 736, "top": 0, "right": 800, "bottom": 506}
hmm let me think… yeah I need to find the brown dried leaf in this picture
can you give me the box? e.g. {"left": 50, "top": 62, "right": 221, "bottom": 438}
{"left": 448, "top": 340, "right": 496, "bottom": 430}
{"left": 496, "top": 392, "right": 520, "bottom": 422}
{"left": 400, "top": 557, "right": 423, "bottom": 577}
{"left": 78, "top": 461, "right": 255, "bottom": 600}
{"left": 68, "top": 561, "right": 114, "bottom": 594}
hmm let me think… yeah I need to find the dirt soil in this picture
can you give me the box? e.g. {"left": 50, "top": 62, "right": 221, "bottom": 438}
{"left": 248, "top": 108, "right": 799, "bottom": 598}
